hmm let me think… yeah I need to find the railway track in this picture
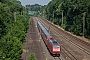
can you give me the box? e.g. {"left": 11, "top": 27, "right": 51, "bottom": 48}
{"left": 54, "top": 57, "right": 61, "bottom": 60}
{"left": 52, "top": 27, "right": 90, "bottom": 55}
{"left": 22, "top": 17, "right": 68, "bottom": 60}
{"left": 38, "top": 17, "right": 90, "bottom": 60}
{"left": 34, "top": 17, "right": 63, "bottom": 60}
{"left": 25, "top": 17, "right": 45, "bottom": 60}
{"left": 41, "top": 18, "right": 90, "bottom": 48}
{"left": 40, "top": 20, "right": 78, "bottom": 60}
{"left": 58, "top": 27, "right": 90, "bottom": 48}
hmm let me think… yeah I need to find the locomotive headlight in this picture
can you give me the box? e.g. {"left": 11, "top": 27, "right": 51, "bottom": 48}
{"left": 53, "top": 45, "right": 60, "bottom": 51}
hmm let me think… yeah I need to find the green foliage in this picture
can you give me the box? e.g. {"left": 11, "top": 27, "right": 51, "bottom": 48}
{"left": 0, "top": 35, "right": 23, "bottom": 60}
{"left": 0, "top": 0, "right": 22, "bottom": 13}
{"left": 26, "top": 4, "right": 41, "bottom": 12}
{"left": 25, "top": 4, "right": 46, "bottom": 16}
{"left": 0, "top": 2, "right": 13, "bottom": 38}
{"left": 0, "top": 0, "right": 29, "bottom": 60}
{"left": 45, "top": 0, "right": 90, "bottom": 38}
{"left": 28, "top": 53, "right": 36, "bottom": 60}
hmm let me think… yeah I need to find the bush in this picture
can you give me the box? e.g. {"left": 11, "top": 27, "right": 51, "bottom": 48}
{"left": 28, "top": 53, "right": 36, "bottom": 60}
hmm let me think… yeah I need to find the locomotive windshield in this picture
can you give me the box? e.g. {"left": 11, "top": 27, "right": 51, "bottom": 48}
{"left": 53, "top": 40, "right": 58, "bottom": 44}
{"left": 49, "top": 39, "right": 58, "bottom": 44}
{"left": 50, "top": 38, "right": 53, "bottom": 40}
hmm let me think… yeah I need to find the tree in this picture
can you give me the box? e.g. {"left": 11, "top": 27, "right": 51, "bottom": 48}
{"left": 45, "top": 0, "right": 90, "bottom": 38}
{"left": 0, "top": 0, "right": 29, "bottom": 59}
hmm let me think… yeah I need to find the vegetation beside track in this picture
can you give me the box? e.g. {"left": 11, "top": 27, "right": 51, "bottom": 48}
{"left": 28, "top": 53, "right": 36, "bottom": 60}
{"left": 44, "top": 0, "right": 90, "bottom": 39}
{"left": 0, "top": 0, "right": 29, "bottom": 60}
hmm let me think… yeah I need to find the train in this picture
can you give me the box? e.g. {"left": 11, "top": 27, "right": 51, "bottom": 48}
{"left": 37, "top": 21, "right": 61, "bottom": 56}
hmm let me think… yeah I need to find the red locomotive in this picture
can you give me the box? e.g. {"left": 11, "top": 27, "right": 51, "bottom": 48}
{"left": 37, "top": 21, "right": 61, "bottom": 56}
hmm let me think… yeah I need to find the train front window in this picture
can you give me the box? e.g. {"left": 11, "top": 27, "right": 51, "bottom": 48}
{"left": 49, "top": 38, "right": 58, "bottom": 44}
{"left": 50, "top": 38, "right": 53, "bottom": 40}
{"left": 53, "top": 40, "right": 58, "bottom": 44}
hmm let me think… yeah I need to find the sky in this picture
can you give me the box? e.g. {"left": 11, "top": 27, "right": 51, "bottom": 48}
{"left": 19, "top": 0, "right": 51, "bottom": 6}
